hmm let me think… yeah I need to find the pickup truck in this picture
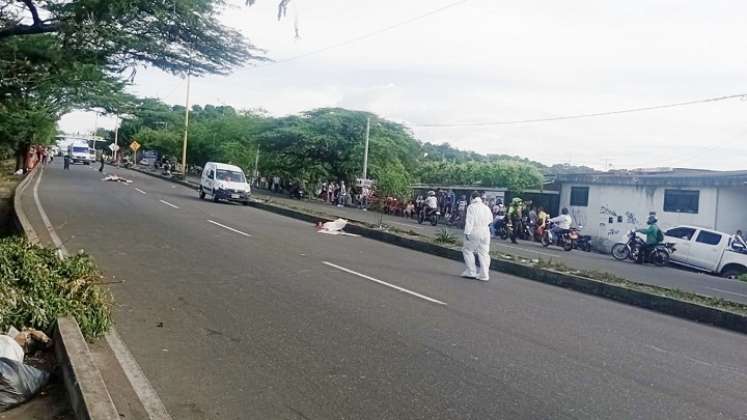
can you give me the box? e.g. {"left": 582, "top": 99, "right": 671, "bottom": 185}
{"left": 664, "top": 225, "right": 747, "bottom": 279}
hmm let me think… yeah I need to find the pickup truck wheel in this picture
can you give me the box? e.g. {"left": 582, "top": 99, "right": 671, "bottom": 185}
{"left": 721, "top": 268, "right": 745, "bottom": 280}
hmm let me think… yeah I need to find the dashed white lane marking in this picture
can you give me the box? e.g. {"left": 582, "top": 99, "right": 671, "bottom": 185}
{"left": 105, "top": 329, "right": 174, "bottom": 420}
{"left": 322, "top": 261, "right": 447, "bottom": 306}
{"left": 135, "top": 188, "right": 147, "bottom": 194}
{"left": 207, "top": 220, "right": 252, "bottom": 237}
{"left": 159, "top": 199, "right": 179, "bottom": 209}
{"left": 704, "top": 287, "right": 747, "bottom": 298}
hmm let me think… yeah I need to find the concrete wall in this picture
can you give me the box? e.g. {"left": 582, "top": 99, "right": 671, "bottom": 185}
{"left": 559, "top": 183, "right": 722, "bottom": 252}
{"left": 715, "top": 186, "right": 747, "bottom": 235}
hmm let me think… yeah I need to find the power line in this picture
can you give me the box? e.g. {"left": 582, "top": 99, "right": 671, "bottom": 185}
{"left": 413, "top": 93, "right": 747, "bottom": 127}
{"left": 258, "top": 0, "right": 470, "bottom": 67}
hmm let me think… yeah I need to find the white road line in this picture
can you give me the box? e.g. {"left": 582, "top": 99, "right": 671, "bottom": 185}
{"left": 207, "top": 220, "right": 252, "bottom": 237}
{"left": 159, "top": 199, "right": 179, "bottom": 209}
{"left": 322, "top": 261, "right": 447, "bottom": 306}
{"left": 704, "top": 287, "right": 747, "bottom": 298}
{"left": 32, "top": 168, "right": 68, "bottom": 256}
{"left": 32, "top": 167, "right": 172, "bottom": 419}
{"left": 135, "top": 188, "right": 147, "bottom": 194}
{"left": 105, "top": 329, "right": 173, "bottom": 420}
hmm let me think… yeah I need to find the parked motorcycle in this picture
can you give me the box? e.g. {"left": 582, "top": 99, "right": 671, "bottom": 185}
{"left": 493, "top": 217, "right": 509, "bottom": 240}
{"left": 611, "top": 230, "right": 676, "bottom": 266}
{"left": 541, "top": 221, "right": 578, "bottom": 251}
{"left": 575, "top": 232, "right": 593, "bottom": 252}
{"left": 418, "top": 206, "right": 440, "bottom": 226}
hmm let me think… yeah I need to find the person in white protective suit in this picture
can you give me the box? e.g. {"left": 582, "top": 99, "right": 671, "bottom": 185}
{"left": 461, "top": 191, "right": 494, "bottom": 281}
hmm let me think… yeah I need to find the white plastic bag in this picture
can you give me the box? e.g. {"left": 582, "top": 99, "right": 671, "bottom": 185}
{"left": 0, "top": 337, "right": 23, "bottom": 363}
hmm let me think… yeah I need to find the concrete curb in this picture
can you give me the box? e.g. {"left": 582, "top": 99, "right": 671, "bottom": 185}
{"left": 55, "top": 318, "right": 120, "bottom": 420}
{"left": 11, "top": 167, "right": 121, "bottom": 420}
{"left": 126, "top": 165, "right": 747, "bottom": 335}
{"left": 11, "top": 166, "right": 40, "bottom": 243}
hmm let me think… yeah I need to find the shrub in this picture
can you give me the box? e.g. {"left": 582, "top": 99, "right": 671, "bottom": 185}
{"left": 738, "top": 273, "right": 747, "bottom": 283}
{"left": 0, "top": 237, "right": 112, "bottom": 338}
{"left": 434, "top": 228, "right": 456, "bottom": 244}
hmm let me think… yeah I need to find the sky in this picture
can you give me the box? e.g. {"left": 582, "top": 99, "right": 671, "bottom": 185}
{"left": 59, "top": 0, "right": 747, "bottom": 170}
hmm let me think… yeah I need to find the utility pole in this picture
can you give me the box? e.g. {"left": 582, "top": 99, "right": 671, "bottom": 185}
{"left": 362, "top": 117, "right": 370, "bottom": 181}
{"left": 180, "top": 69, "right": 191, "bottom": 178}
{"left": 113, "top": 116, "right": 119, "bottom": 163}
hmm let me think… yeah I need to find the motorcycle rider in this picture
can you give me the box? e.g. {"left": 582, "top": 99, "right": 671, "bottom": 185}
{"left": 548, "top": 208, "right": 573, "bottom": 241}
{"left": 507, "top": 198, "right": 524, "bottom": 241}
{"left": 462, "top": 191, "right": 493, "bottom": 281}
{"left": 636, "top": 215, "right": 663, "bottom": 264}
{"left": 423, "top": 191, "right": 438, "bottom": 218}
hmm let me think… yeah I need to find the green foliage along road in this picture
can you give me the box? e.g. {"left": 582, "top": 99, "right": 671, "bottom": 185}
{"left": 117, "top": 100, "right": 546, "bottom": 196}
{"left": 0, "top": 0, "right": 278, "bottom": 169}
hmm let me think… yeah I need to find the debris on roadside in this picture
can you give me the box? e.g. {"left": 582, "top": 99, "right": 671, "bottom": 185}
{"left": 0, "top": 357, "right": 51, "bottom": 412}
{"left": 101, "top": 175, "right": 132, "bottom": 184}
{"left": 0, "top": 328, "right": 52, "bottom": 412}
{"left": 0, "top": 336, "right": 24, "bottom": 363}
{"left": 315, "top": 218, "right": 359, "bottom": 237}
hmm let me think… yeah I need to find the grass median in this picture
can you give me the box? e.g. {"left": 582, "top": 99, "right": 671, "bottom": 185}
{"left": 0, "top": 237, "right": 112, "bottom": 339}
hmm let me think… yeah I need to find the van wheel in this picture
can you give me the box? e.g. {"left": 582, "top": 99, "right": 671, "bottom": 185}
{"left": 199, "top": 188, "right": 205, "bottom": 200}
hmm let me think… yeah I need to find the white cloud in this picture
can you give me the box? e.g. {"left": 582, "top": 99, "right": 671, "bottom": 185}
{"left": 59, "top": 0, "right": 747, "bottom": 170}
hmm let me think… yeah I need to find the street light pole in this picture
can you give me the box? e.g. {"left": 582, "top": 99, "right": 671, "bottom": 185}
{"left": 362, "top": 117, "right": 370, "bottom": 181}
{"left": 180, "top": 70, "right": 191, "bottom": 178}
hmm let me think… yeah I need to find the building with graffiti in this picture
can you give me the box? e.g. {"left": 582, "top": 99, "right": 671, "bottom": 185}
{"left": 554, "top": 168, "right": 747, "bottom": 252}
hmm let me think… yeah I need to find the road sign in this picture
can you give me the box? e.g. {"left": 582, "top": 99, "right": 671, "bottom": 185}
{"left": 356, "top": 178, "right": 375, "bottom": 188}
{"left": 108, "top": 144, "right": 120, "bottom": 152}
{"left": 129, "top": 141, "right": 140, "bottom": 152}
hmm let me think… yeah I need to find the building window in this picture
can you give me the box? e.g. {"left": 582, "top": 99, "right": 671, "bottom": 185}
{"left": 663, "top": 190, "right": 699, "bottom": 214}
{"left": 570, "top": 186, "right": 589, "bottom": 207}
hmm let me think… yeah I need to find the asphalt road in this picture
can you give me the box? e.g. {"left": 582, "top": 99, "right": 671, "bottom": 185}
{"left": 23, "top": 161, "right": 747, "bottom": 419}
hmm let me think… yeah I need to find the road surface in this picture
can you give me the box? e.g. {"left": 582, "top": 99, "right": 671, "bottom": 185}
{"left": 22, "top": 161, "right": 747, "bottom": 419}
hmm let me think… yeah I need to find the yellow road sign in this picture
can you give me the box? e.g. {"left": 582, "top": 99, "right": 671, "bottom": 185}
{"left": 129, "top": 141, "right": 141, "bottom": 152}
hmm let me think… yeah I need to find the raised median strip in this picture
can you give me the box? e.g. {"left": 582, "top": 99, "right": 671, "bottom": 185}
{"left": 126, "top": 165, "right": 747, "bottom": 335}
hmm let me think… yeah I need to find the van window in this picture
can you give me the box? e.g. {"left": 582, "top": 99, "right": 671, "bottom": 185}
{"left": 665, "top": 227, "right": 696, "bottom": 241}
{"left": 695, "top": 230, "right": 722, "bottom": 246}
{"left": 72, "top": 147, "right": 88, "bottom": 153}
{"left": 207, "top": 170, "right": 215, "bottom": 179}
{"left": 216, "top": 169, "right": 245, "bottom": 183}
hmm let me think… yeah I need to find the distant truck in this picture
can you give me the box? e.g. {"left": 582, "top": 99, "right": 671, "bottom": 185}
{"left": 67, "top": 141, "right": 93, "bottom": 165}
{"left": 665, "top": 225, "right": 747, "bottom": 279}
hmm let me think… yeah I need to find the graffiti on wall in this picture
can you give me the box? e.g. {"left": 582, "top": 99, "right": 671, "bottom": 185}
{"left": 600, "top": 205, "right": 618, "bottom": 217}
{"left": 625, "top": 211, "right": 639, "bottom": 226}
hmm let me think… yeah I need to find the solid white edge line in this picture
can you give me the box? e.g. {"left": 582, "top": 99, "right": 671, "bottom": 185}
{"left": 33, "top": 165, "right": 172, "bottom": 420}
{"left": 207, "top": 220, "right": 252, "bottom": 237}
{"left": 322, "top": 261, "right": 447, "bottom": 306}
{"left": 135, "top": 188, "right": 147, "bottom": 194}
{"left": 32, "top": 167, "right": 68, "bottom": 257}
{"left": 159, "top": 199, "right": 179, "bottom": 209}
{"left": 105, "top": 329, "right": 173, "bottom": 420}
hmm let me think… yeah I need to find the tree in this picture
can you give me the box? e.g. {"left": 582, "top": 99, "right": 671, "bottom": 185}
{"left": 0, "top": 0, "right": 269, "bottom": 76}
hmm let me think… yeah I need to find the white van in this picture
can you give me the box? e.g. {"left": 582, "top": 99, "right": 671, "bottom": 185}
{"left": 198, "top": 162, "right": 251, "bottom": 205}
{"left": 68, "top": 141, "right": 92, "bottom": 165}
{"left": 664, "top": 225, "right": 747, "bottom": 278}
